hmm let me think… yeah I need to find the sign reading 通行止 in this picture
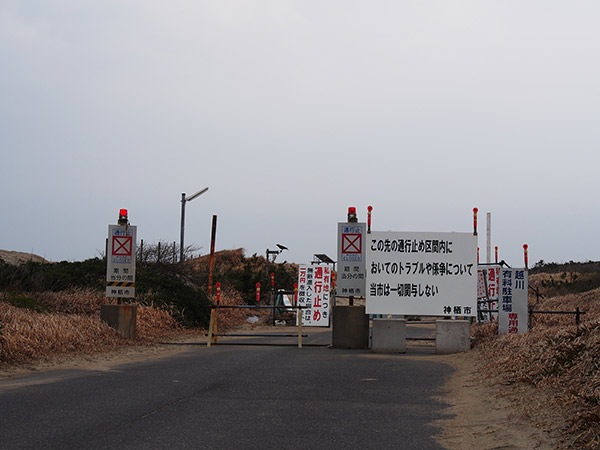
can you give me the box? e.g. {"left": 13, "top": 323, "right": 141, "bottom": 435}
{"left": 106, "top": 224, "right": 136, "bottom": 298}
{"left": 498, "top": 268, "right": 528, "bottom": 334}
{"left": 337, "top": 222, "right": 366, "bottom": 297}
{"left": 477, "top": 265, "right": 500, "bottom": 322}
{"left": 366, "top": 231, "right": 477, "bottom": 316}
{"left": 296, "top": 264, "right": 331, "bottom": 327}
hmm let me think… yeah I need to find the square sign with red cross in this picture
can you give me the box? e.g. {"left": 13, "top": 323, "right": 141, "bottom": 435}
{"left": 112, "top": 236, "right": 132, "bottom": 257}
{"left": 106, "top": 224, "right": 137, "bottom": 298}
{"left": 337, "top": 222, "right": 366, "bottom": 297}
{"left": 342, "top": 233, "right": 362, "bottom": 254}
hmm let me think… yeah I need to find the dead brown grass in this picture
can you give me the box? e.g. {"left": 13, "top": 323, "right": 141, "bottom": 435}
{"left": 35, "top": 288, "right": 106, "bottom": 315}
{"left": 472, "top": 285, "right": 600, "bottom": 448}
{"left": 213, "top": 287, "right": 271, "bottom": 331}
{"left": 0, "top": 302, "right": 126, "bottom": 365}
{"left": 0, "top": 290, "right": 183, "bottom": 366}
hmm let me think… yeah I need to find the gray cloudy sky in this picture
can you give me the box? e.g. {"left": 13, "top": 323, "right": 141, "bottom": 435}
{"left": 2, "top": 1, "right": 599, "bottom": 267}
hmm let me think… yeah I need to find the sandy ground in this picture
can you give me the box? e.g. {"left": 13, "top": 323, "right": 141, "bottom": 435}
{"left": 0, "top": 327, "right": 562, "bottom": 449}
{"left": 432, "top": 349, "right": 561, "bottom": 450}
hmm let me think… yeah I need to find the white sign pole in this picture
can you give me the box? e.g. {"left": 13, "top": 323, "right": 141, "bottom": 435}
{"left": 486, "top": 212, "right": 491, "bottom": 264}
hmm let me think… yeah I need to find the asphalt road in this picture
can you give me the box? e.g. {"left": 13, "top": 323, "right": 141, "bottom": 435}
{"left": 0, "top": 329, "right": 453, "bottom": 450}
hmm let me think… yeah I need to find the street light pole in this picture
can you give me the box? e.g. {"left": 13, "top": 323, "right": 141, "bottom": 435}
{"left": 179, "top": 187, "right": 209, "bottom": 264}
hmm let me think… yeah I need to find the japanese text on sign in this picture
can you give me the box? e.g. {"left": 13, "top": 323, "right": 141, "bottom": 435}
{"left": 498, "top": 268, "right": 528, "bottom": 334}
{"left": 106, "top": 224, "right": 136, "bottom": 299}
{"left": 366, "top": 231, "right": 477, "bottom": 316}
{"left": 297, "top": 264, "right": 331, "bottom": 327}
{"left": 337, "top": 222, "right": 366, "bottom": 296}
{"left": 477, "top": 265, "right": 500, "bottom": 322}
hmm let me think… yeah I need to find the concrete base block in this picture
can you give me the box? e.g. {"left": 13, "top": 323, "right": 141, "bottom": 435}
{"left": 436, "top": 320, "right": 470, "bottom": 354}
{"left": 332, "top": 305, "right": 369, "bottom": 349}
{"left": 100, "top": 304, "right": 137, "bottom": 339}
{"left": 371, "top": 319, "right": 406, "bottom": 353}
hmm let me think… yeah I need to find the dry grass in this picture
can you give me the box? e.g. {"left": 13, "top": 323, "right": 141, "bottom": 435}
{"left": 0, "top": 302, "right": 126, "bottom": 365}
{"left": 0, "top": 290, "right": 183, "bottom": 366}
{"left": 472, "top": 285, "right": 600, "bottom": 448}
{"left": 213, "top": 287, "right": 271, "bottom": 331}
{"left": 35, "top": 288, "right": 106, "bottom": 315}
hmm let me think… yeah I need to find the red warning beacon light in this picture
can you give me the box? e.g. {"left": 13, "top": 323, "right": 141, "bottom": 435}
{"left": 118, "top": 209, "right": 128, "bottom": 226}
{"left": 347, "top": 207, "right": 357, "bottom": 223}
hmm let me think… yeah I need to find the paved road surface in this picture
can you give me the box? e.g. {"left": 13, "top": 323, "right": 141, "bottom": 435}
{"left": 0, "top": 328, "right": 452, "bottom": 450}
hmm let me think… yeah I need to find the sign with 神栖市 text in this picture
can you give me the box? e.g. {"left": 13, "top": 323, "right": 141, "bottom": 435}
{"left": 106, "top": 224, "right": 136, "bottom": 298}
{"left": 366, "top": 231, "right": 477, "bottom": 316}
{"left": 498, "top": 268, "right": 528, "bottom": 334}
{"left": 296, "top": 264, "right": 331, "bottom": 327}
{"left": 337, "top": 222, "right": 366, "bottom": 297}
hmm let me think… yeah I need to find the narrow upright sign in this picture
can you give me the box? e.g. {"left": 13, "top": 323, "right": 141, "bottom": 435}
{"left": 498, "top": 268, "right": 528, "bottom": 334}
{"left": 337, "top": 222, "right": 366, "bottom": 297}
{"left": 296, "top": 264, "right": 331, "bottom": 327}
{"left": 106, "top": 224, "right": 136, "bottom": 298}
{"left": 366, "top": 231, "right": 477, "bottom": 316}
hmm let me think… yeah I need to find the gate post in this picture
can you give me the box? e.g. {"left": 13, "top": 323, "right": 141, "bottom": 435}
{"left": 436, "top": 320, "right": 470, "bottom": 354}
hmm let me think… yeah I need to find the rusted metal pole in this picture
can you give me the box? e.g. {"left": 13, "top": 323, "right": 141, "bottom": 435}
{"left": 208, "top": 215, "right": 217, "bottom": 298}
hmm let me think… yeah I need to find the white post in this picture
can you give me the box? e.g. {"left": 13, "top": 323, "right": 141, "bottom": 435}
{"left": 486, "top": 212, "right": 491, "bottom": 264}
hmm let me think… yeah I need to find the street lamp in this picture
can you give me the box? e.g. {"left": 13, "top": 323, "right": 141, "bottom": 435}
{"left": 180, "top": 187, "right": 209, "bottom": 264}
{"left": 265, "top": 244, "right": 288, "bottom": 278}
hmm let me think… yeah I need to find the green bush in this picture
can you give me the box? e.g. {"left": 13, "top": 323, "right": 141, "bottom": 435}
{"left": 1, "top": 293, "right": 50, "bottom": 313}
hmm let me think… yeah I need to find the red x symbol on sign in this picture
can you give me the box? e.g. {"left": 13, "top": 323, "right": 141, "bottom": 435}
{"left": 112, "top": 236, "right": 132, "bottom": 257}
{"left": 342, "top": 233, "right": 362, "bottom": 254}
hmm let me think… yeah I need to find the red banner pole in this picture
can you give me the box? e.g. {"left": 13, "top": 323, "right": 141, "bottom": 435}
{"left": 367, "top": 205, "right": 373, "bottom": 234}
{"left": 523, "top": 244, "right": 529, "bottom": 270}
{"left": 473, "top": 207, "right": 478, "bottom": 236}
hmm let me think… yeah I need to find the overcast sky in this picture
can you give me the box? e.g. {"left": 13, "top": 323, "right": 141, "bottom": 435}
{"left": 2, "top": 1, "right": 599, "bottom": 267}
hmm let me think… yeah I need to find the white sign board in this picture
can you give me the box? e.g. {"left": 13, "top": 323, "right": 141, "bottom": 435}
{"left": 106, "top": 224, "right": 136, "bottom": 298}
{"left": 477, "top": 265, "right": 500, "bottom": 322}
{"left": 498, "top": 268, "right": 528, "bottom": 334}
{"left": 366, "top": 231, "right": 477, "bottom": 316}
{"left": 337, "top": 222, "right": 366, "bottom": 297}
{"left": 296, "top": 264, "right": 331, "bottom": 327}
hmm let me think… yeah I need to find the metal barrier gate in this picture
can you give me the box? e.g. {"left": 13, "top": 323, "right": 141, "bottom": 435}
{"left": 207, "top": 305, "right": 307, "bottom": 348}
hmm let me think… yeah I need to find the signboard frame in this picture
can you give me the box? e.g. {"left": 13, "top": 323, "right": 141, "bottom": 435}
{"left": 498, "top": 268, "right": 528, "bottom": 334}
{"left": 296, "top": 263, "right": 331, "bottom": 327}
{"left": 337, "top": 222, "right": 366, "bottom": 297}
{"left": 366, "top": 231, "right": 477, "bottom": 316}
{"left": 106, "top": 224, "right": 137, "bottom": 298}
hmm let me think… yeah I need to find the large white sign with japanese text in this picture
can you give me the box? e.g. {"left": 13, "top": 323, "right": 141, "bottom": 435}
{"left": 106, "top": 224, "right": 136, "bottom": 298}
{"left": 366, "top": 231, "right": 477, "bottom": 316}
{"left": 296, "top": 264, "right": 331, "bottom": 327}
{"left": 337, "top": 222, "right": 366, "bottom": 297}
{"left": 498, "top": 268, "right": 528, "bottom": 334}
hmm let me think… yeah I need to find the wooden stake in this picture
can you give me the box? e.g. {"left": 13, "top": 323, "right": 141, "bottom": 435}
{"left": 207, "top": 308, "right": 216, "bottom": 348}
{"left": 298, "top": 309, "right": 303, "bottom": 349}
